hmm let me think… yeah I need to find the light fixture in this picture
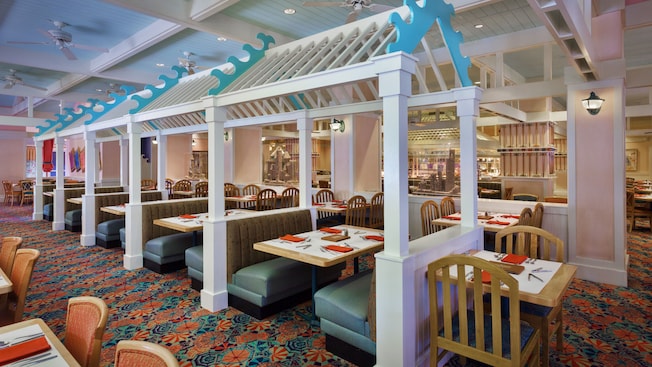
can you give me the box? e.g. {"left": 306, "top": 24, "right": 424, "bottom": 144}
{"left": 155, "top": 63, "right": 165, "bottom": 67}
{"left": 217, "top": 36, "right": 227, "bottom": 42}
{"left": 284, "top": 8, "right": 296, "bottom": 15}
{"left": 330, "top": 118, "right": 345, "bottom": 133}
{"left": 192, "top": 139, "right": 197, "bottom": 146}
{"left": 224, "top": 131, "right": 229, "bottom": 141}
{"left": 474, "top": 23, "right": 484, "bottom": 29}
{"left": 152, "top": 138, "right": 158, "bottom": 145}
{"left": 582, "top": 91, "right": 605, "bottom": 115}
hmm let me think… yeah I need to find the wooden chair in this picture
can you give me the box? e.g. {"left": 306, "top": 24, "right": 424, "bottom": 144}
{"left": 345, "top": 195, "right": 367, "bottom": 227}
{"left": 626, "top": 190, "right": 652, "bottom": 232}
{"left": 420, "top": 200, "right": 440, "bottom": 236}
{"left": 440, "top": 196, "right": 456, "bottom": 217}
{"left": 314, "top": 189, "right": 334, "bottom": 203}
{"left": 141, "top": 179, "right": 156, "bottom": 191}
{"left": 241, "top": 184, "right": 261, "bottom": 209}
{"left": 518, "top": 207, "right": 533, "bottom": 226}
{"left": 224, "top": 183, "right": 240, "bottom": 209}
{"left": 114, "top": 340, "right": 180, "bottom": 367}
{"left": 194, "top": 181, "right": 208, "bottom": 197}
{"left": 0, "top": 248, "right": 40, "bottom": 326}
{"left": 368, "top": 192, "right": 384, "bottom": 229}
{"left": 2, "top": 181, "right": 21, "bottom": 206}
{"left": 170, "top": 179, "right": 192, "bottom": 199}
{"left": 19, "top": 181, "right": 33, "bottom": 206}
{"left": 532, "top": 203, "right": 544, "bottom": 228}
{"left": 65, "top": 296, "right": 109, "bottom": 367}
{"left": 280, "top": 187, "right": 299, "bottom": 208}
{"left": 256, "top": 188, "right": 277, "bottom": 211}
{"left": 504, "top": 187, "right": 514, "bottom": 200}
{"left": 0, "top": 236, "right": 23, "bottom": 275}
{"left": 428, "top": 254, "right": 540, "bottom": 367}
{"left": 513, "top": 193, "right": 539, "bottom": 201}
{"left": 164, "top": 178, "right": 174, "bottom": 196}
{"left": 495, "top": 225, "right": 565, "bottom": 367}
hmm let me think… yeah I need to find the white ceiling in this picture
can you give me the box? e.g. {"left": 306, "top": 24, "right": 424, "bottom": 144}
{"left": 0, "top": 0, "right": 650, "bottom": 118}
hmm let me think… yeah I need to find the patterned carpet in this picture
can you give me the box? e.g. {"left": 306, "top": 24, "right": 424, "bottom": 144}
{"left": 1, "top": 205, "right": 650, "bottom": 366}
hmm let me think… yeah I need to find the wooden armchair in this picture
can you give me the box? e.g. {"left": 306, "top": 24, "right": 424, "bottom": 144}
{"left": 256, "top": 188, "right": 277, "bottom": 211}
{"left": 0, "top": 249, "right": 40, "bottom": 326}
{"left": 345, "top": 195, "right": 367, "bottom": 227}
{"left": 65, "top": 296, "right": 109, "bottom": 367}
{"left": 114, "top": 340, "right": 179, "bottom": 367}
{"left": 420, "top": 200, "right": 440, "bottom": 236}
{"left": 428, "top": 254, "right": 540, "bottom": 367}
{"left": 368, "top": 192, "right": 384, "bottom": 229}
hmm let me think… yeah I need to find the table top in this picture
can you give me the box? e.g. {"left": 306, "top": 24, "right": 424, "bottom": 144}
{"left": 173, "top": 190, "right": 195, "bottom": 197}
{"left": 254, "top": 225, "right": 384, "bottom": 268}
{"left": 467, "top": 250, "right": 577, "bottom": 307}
{"left": 66, "top": 197, "right": 82, "bottom": 205}
{"left": 634, "top": 193, "right": 652, "bottom": 202}
{"left": 225, "top": 195, "right": 257, "bottom": 203}
{"left": 42, "top": 192, "right": 54, "bottom": 197}
{"left": 100, "top": 204, "right": 126, "bottom": 216}
{"left": 0, "top": 266, "right": 12, "bottom": 295}
{"left": 313, "top": 201, "right": 348, "bottom": 214}
{"left": 153, "top": 210, "right": 253, "bottom": 232}
{"left": 0, "top": 318, "right": 80, "bottom": 366}
{"left": 433, "top": 212, "right": 520, "bottom": 233}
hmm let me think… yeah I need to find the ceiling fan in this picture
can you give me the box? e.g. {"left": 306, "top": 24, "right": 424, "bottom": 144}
{"left": 7, "top": 20, "right": 109, "bottom": 60}
{"left": 303, "top": 0, "right": 395, "bottom": 23}
{"left": 2, "top": 69, "right": 47, "bottom": 91}
{"left": 178, "top": 51, "right": 209, "bottom": 75}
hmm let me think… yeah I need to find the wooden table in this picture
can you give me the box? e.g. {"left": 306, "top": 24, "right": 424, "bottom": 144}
{"left": 468, "top": 250, "right": 577, "bottom": 307}
{"left": 100, "top": 205, "right": 126, "bottom": 216}
{"left": 313, "top": 201, "right": 348, "bottom": 215}
{"left": 42, "top": 192, "right": 54, "bottom": 197}
{"left": 0, "top": 266, "right": 12, "bottom": 295}
{"left": 433, "top": 212, "right": 520, "bottom": 233}
{"left": 0, "top": 318, "right": 80, "bottom": 366}
{"left": 254, "top": 225, "right": 384, "bottom": 321}
{"left": 66, "top": 197, "right": 82, "bottom": 205}
{"left": 153, "top": 210, "right": 253, "bottom": 244}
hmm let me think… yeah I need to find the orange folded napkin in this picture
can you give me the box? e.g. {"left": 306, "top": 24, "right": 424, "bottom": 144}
{"left": 486, "top": 220, "right": 510, "bottom": 225}
{"left": 313, "top": 203, "right": 325, "bottom": 206}
{"left": 333, "top": 200, "right": 343, "bottom": 204}
{"left": 481, "top": 271, "right": 492, "bottom": 283}
{"left": 364, "top": 235, "right": 384, "bottom": 241}
{"left": 179, "top": 214, "right": 196, "bottom": 219}
{"left": 501, "top": 254, "right": 528, "bottom": 264}
{"left": 442, "top": 216, "right": 461, "bottom": 220}
{"left": 320, "top": 227, "right": 342, "bottom": 234}
{"left": 337, "top": 205, "right": 348, "bottom": 208}
{"left": 500, "top": 214, "right": 520, "bottom": 219}
{"left": 0, "top": 336, "right": 51, "bottom": 365}
{"left": 324, "top": 245, "right": 353, "bottom": 253}
{"left": 279, "top": 234, "right": 305, "bottom": 242}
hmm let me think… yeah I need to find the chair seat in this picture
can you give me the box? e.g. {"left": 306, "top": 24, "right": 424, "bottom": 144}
{"left": 448, "top": 309, "right": 537, "bottom": 358}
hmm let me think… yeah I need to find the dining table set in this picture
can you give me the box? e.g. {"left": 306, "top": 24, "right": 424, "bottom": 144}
{"left": 432, "top": 212, "right": 521, "bottom": 232}
{"left": 0, "top": 319, "right": 80, "bottom": 366}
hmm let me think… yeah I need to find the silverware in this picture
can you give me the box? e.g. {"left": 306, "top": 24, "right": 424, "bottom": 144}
{"left": 0, "top": 333, "right": 44, "bottom": 348}
{"left": 20, "top": 354, "right": 58, "bottom": 367}
{"left": 8, "top": 352, "right": 52, "bottom": 367}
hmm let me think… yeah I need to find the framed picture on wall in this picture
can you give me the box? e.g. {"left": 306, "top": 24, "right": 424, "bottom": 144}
{"left": 626, "top": 149, "right": 638, "bottom": 171}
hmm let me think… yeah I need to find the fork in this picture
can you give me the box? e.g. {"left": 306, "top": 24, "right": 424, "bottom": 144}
{"left": 0, "top": 333, "right": 44, "bottom": 348}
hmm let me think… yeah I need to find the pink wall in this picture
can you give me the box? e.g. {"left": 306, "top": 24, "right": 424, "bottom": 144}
{"left": 101, "top": 140, "right": 121, "bottom": 181}
{"left": 575, "top": 88, "right": 616, "bottom": 261}
{"left": 0, "top": 132, "right": 28, "bottom": 182}
{"left": 234, "top": 128, "right": 261, "bottom": 184}
{"left": 166, "top": 135, "right": 192, "bottom": 179}
{"left": 354, "top": 115, "right": 382, "bottom": 192}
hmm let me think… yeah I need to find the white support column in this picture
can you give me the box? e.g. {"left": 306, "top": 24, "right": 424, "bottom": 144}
{"left": 297, "top": 114, "right": 313, "bottom": 209}
{"left": 120, "top": 136, "right": 129, "bottom": 189}
{"left": 124, "top": 120, "right": 144, "bottom": 270}
{"left": 201, "top": 101, "right": 229, "bottom": 312}
{"left": 53, "top": 135, "right": 66, "bottom": 231}
{"left": 373, "top": 52, "right": 416, "bottom": 367}
{"left": 456, "top": 87, "right": 483, "bottom": 231}
{"left": 156, "top": 133, "right": 168, "bottom": 198}
{"left": 33, "top": 138, "right": 44, "bottom": 220}
{"left": 81, "top": 129, "right": 97, "bottom": 247}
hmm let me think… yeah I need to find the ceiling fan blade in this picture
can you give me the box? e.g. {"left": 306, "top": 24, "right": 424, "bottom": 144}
{"left": 60, "top": 47, "right": 77, "bottom": 60}
{"left": 303, "top": 1, "right": 345, "bottom": 7}
{"left": 7, "top": 41, "right": 50, "bottom": 45}
{"left": 70, "top": 43, "right": 109, "bottom": 53}
{"left": 4, "top": 82, "right": 13, "bottom": 89}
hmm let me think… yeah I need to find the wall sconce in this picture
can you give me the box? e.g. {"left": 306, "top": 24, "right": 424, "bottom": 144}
{"left": 152, "top": 138, "right": 157, "bottom": 145}
{"left": 224, "top": 131, "right": 229, "bottom": 141}
{"left": 192, "top": 139, "right": 197, "bottom": 146}
{"left": 582, "top": 91, "right": 605, "bottom": 115}
{"left": 330, "top": 118, "right": 345, "bottom": 133}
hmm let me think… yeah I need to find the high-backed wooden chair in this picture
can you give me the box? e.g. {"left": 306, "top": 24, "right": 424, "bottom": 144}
{"left": 428, "top": 254, "right": 540, "bottom": 367}
{"left": 518, "top": 207, "right": 533, "bottom": 226}
{"left": 626, "top": 189, "right": 652, "bottom": 232}
{"left": 3, "top": 181, "right": 21, "bottom": 206}
{"left": 440, "top": 196, "right": 456, "bottom": 217}
{"left": 194, "top": 181, "right": 208, "bottom": 197}
{"left": 256, "top": 188, "right": 277, "bottom": 211}
{"left": 280, "top": 187, "right": 299, "bottom": 208}
{"left": 224, "top": 183, "right": 240, "bottom": 209}
{"left": 495, "top": 225, "right": 565, "bottom": 367}
{"left": 0, "top": 236, "right": 23, "bottom": 275}
{"left": 19, "top": 181, "right": 33, "bottom": 206}
{"left": 141, "top": 179, "right": 156, "bottom": 191}
{"left": 65, "top": 296, "right": 109, "bottom": 367}
{"left": 420, "top": 200, "right": 440, "bottom": 236}
{"left": 114, "top": 340, "right": 180, "bottom": 367}
{"left": 170, "top": 179, "right": 192, "bottom": 199}
{"left": 164, "top": 178, "right": 174, "bottom": 196}
{"left": 345, "top": 195, "right": 367, "bottom": 227}
{"left": 0, "top": 248, "right": 40, "bottom": 326}
{"left": 368, "top": 192, "right": 384, "bottom": 229}
{"left": 314, "top": 189, "right": 334, "bottom": 203}
{"left": 241, "top": 184, "right": 261, "bottom": 209}
{"left": 532, "top": 202, "right": 544, "bottom": 228}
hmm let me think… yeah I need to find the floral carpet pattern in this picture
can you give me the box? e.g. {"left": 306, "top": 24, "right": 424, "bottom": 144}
{"left": 1, "top": 205, "right": 650, "bottom": 366}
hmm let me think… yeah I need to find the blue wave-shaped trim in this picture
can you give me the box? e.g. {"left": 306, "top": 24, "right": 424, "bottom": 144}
{"left": 36, "top": 101, "right": 97, "bottom": 136}
{"left": 129, "top": 66, "right": 186, "bottom": 114}
{"left": 208, "top": 33, "right": 275, "bottom": 95}
{"left": 85, "top": 85, "right": 136, "bottom": 124}
{"left": 387, "top": 0, "right": 472, "bottom": 87}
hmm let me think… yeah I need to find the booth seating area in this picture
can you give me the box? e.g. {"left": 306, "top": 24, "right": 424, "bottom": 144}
{"left": 139, "top": 198, "right": 208, "bottom": 273}
{"left": 185, "top": 208, "right": 345, "bottom": 320}
{"left": 94, "top": 191, "right": 162, "bottom": 248}
{"left": 64, "top": 186, "right": 125, "bottom": 232}
{"left": 315, "top": 269, "right": 377, "bottom": 367}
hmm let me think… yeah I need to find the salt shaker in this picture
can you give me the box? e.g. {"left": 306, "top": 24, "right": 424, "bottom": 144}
{"left": 343, "top": 229, "right": 349, "bottom": 236}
